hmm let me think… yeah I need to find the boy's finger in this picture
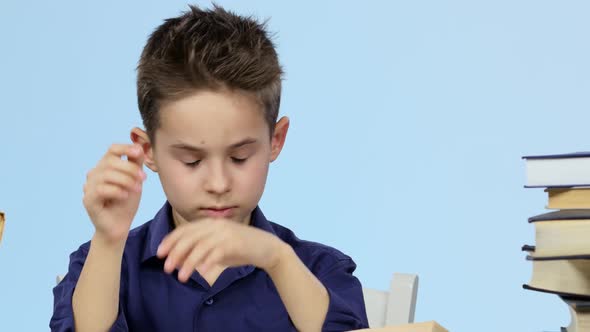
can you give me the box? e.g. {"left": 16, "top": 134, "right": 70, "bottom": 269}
{"left": 164, "top": 234, "right": 201, "bottom": 273}
{"left": 178, "top": 238, "right": 215, "bottom": 281}
{"left": 126, "top": 144, "right": 145, "bottom": 166}
{"left": 103, "top": 156, "right": 145, "bottom": 183}
{"left": 201, "top": 248, "right": 224, "bottom": 272}
{"left": 94, "top": 184, "right": 129, "bottom": 201}
{"left": 102, "top": 170, "right": 142, "bottom": 193}
{"left": 157, "top": 227, "right": 185, "bottom": 258}
{"left": 106, "top": 144, "right": 140, "bottom": 158}
{"left": 158, "top": 220, "right": 215, "bottom": 258}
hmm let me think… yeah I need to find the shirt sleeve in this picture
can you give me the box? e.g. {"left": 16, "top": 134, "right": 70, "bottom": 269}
{"left": 49, "top": 243, "right": 129, "bottom": 332}
{"left": 319, "top": 258, "right": 369, "bottom": 331}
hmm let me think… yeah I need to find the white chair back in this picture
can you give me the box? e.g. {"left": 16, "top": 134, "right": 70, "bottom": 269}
{"left": 362, "top": 273, "right": 419, "bottom": 328}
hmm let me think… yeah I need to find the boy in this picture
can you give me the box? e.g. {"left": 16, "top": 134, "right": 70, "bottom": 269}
{"left": 51, "top": 4, "right": 368, "bottom": 331}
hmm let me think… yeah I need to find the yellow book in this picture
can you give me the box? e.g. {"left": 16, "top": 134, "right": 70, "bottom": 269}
{"left": 351, "top": 321, "right": 448, "bottom": 332}
{"left": 546, "top": 188, "right": 590, "bottom": 209}
{"left": 525, "top": 256, "right": 590, "bottom": 297}
{"left": 528, "top": 210, "right": 590, "bottom": 257}
{"left": 0, "top": 211, "right": 4, "bottom": 245}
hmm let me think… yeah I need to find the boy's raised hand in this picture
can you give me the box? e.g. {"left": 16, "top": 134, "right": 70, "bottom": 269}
{"left": 156, "top": 219, "right": 285, "bottom": 283}
{"left": 83, "top": 144, "right": 147, "bottom": 244}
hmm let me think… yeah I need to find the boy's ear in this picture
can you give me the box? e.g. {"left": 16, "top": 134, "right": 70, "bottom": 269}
{"left": 130, "top": 127, "right": 158, "bottom": 172}
{"left": 270, "top": 116, "right": 289, "bottom": 162}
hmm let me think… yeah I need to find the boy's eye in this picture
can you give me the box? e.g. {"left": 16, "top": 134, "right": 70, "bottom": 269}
{"left": 231, "top": 157, "right": 247, "bottom": 164}
{"left": 184, "top": 160, "right": 201, "bottom": 167}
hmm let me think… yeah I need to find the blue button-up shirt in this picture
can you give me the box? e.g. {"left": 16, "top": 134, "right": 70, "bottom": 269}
{"left": 51, "top": 202, "right": 369, "bottom": 331}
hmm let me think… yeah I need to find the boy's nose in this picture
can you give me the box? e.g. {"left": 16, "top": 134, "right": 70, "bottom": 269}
{"left": 204, "top": 165, "right": 231, "bottom": 194}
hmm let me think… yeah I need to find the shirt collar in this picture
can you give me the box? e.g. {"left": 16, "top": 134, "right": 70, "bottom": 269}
{"left": 249, "top": 204, "right": 277, "bottom": 236}
{"left": 142, "top": 202, "right": 276, "bottom": 263}
{"left": 141, "top": 201, "right": 174, "bottom": 263}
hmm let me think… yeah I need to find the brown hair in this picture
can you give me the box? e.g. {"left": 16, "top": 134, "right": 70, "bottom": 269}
{"left": 136, "top": 4, "right": 283, "bottom": 144}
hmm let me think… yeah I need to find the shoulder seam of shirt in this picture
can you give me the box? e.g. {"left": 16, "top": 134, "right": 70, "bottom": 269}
{"left": 316, "top": 256, "right": 355, "bottom": 280}
{"left": 296, "top": 241, "right": 352, "bottom": 261}
{"left": 268, "top": 220, "right": 352, "bottom": 262}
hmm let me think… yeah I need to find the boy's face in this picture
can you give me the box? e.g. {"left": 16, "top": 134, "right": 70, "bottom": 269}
{"left": 132, "top": 88, "right": 288, "bottom": 226}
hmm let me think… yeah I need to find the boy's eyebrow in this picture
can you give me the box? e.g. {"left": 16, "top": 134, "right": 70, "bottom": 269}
{"left": 170, "top": 138, "right": 258, "bottom": 152}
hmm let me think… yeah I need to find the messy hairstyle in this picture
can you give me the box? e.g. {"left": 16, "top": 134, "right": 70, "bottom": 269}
{"left": 136, "top": 4, "right": 283, "bottom": 143}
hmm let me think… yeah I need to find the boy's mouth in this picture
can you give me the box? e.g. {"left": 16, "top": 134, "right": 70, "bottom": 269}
{"left": 200, "top": 206, "right": 236, "bottom": 218}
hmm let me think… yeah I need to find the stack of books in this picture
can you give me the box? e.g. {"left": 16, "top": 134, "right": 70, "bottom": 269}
{"left": 523, "top": 152, "right": 590, "bottom": 332}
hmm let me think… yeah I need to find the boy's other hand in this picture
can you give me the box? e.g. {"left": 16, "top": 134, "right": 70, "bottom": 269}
{"left": 156, "top": 219, "right": 287, "bottom": 283}
{"left": 83, "top": 144, "right": 147, "bottom": 244}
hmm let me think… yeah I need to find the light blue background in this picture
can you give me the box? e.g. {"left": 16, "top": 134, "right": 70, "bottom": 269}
{"left": 1, "top": 1, "right": 589, "bottom": 331}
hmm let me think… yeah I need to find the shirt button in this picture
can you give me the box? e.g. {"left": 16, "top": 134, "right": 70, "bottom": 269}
{"left": 205, "top": 298, "right": 214, "bottom": 305}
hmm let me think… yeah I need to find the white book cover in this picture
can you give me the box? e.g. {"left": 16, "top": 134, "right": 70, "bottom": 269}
{"left": 523, "top": 152, "right": 590, "bottom": 188}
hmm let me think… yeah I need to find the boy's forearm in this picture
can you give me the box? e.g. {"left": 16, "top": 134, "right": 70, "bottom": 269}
{"left": 266, "top": 243, "right": 329, "bottom": 332}
{"left": 72, "top": 233, "right": 126, "bottom": 332}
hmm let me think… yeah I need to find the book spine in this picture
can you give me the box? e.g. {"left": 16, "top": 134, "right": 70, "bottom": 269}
{"left": 0, "top": 211, "right": 4, "bottom": 245}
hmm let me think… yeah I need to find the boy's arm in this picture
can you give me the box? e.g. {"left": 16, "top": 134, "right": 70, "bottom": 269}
{"left": 71, "top": 234, "right": 126, "bottom": 332}
{"left": 66, "top": 143, "right": 144, "bottom": 332}
{"left": 265, "top": 243, "right": 330, "bottom": 332}
{"left": 50, "top": 237, "right": 129, "bottom": 332}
